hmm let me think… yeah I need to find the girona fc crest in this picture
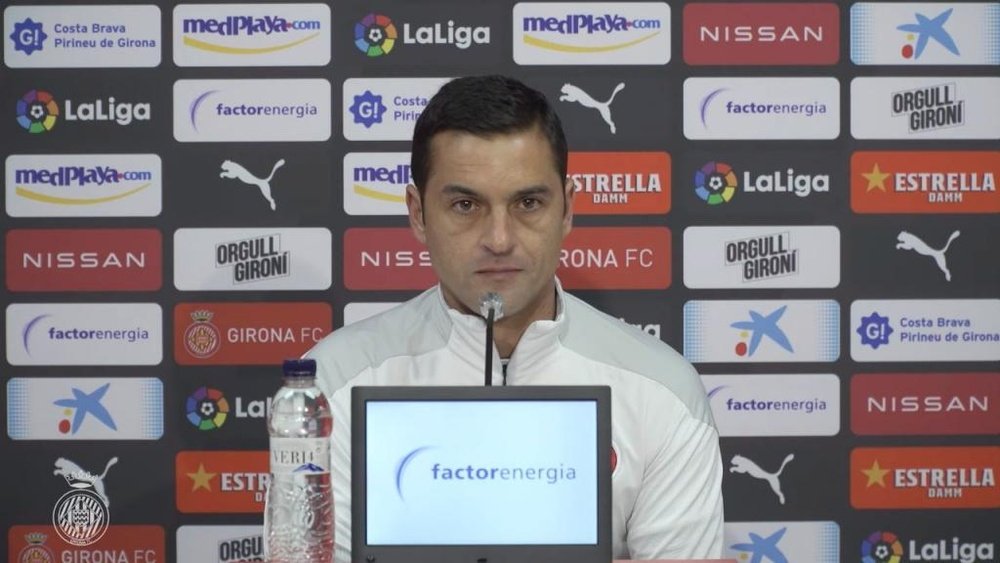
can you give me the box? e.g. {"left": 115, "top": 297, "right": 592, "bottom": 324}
{"left": 18, "top": 532, "right": 55, "bottom": 563}
{"left": 184, "top": 310, "right": 220, "bottom": 358}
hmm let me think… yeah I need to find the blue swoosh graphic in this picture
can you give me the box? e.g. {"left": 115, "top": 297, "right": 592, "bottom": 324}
{"left": 706, "top": 385, "right": 728, "bottom": 399}
{"left": 700, "top": 87, "right": 727, "bottom": 128}
{"left": 22, "top": 314, "right": 50, "bottom": 357}
{"left": 189, "top": 90, "right": 218, "bottom": 132}
{"left": 395, "top": 446, "right": 433, "bottom": 500}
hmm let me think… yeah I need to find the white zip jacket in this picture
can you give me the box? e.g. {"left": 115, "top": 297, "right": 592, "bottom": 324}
{"left": 306, "top": 282, "right": 724, "bottom": 562}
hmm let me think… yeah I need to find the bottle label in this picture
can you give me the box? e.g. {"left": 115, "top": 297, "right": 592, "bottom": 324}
{"left": 269, "top": 437, "right": 331, "bottom": 475}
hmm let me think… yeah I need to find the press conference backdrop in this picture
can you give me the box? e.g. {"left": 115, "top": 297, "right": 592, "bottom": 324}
{"left": 2, "top": 1, "right": 999, "bottom": 562}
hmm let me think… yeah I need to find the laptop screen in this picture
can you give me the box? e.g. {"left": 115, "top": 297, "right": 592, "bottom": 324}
{"left": 352, "top": 385, "right": 612, "bottom": 563}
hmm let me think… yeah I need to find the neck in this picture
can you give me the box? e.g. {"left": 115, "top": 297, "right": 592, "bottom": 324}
{"left": 442, "top": 282, "right": 558, "bottom": 358}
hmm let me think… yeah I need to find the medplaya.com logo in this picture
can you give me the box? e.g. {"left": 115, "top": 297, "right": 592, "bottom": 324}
{"left": 6, "top": 154, "right": 162, "bottom": 218}
{"left": 173, "top": 4, "right": 330, "bottom": 66}
{"left": 174, "top": 78, "right": 331, "bottom": 142}
{"left": 513, "top": 2, "right": 671, "bottom": 65}
{"left": 16, "top": 89, "right": 151, "bottom": 133}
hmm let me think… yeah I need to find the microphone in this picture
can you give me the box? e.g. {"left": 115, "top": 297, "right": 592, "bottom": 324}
{"left": 479, "top": 293, "right": 504, "bottom": 386}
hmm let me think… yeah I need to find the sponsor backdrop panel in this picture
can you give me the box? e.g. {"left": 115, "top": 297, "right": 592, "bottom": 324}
{"left": 1, "top": 0, "right": 998, "bottom": 561}
{"left": 676, "top": 149, "right": 847, "bottom": 219}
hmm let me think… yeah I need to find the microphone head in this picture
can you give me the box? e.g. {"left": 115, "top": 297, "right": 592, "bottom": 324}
{"left": 479, "top": 292, "right": 505, "bottom": 321}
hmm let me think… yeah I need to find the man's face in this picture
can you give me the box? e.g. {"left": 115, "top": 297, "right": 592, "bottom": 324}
{"left": 406, "top": 126, "right": 574, "bottom": 320}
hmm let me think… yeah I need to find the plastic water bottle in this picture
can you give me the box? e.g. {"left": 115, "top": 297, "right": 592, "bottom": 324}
{"left": 264, "top": 358, "right": 334, "bottom": 562}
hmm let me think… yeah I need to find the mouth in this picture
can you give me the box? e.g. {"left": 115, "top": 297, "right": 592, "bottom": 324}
{"left": 475, "top": 267, "right": 522, "bottom": 280}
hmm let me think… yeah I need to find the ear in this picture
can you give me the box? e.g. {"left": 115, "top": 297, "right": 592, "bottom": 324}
{"left": 561, "top": 176, "right": 575, "bottom": 238}
{"left": 406, "top": 184, "right": 426, "bottom": 244}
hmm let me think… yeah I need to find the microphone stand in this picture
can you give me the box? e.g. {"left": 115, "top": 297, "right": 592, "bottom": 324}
{"left": 484, "top": 306, "right": 495, "bottom": 386}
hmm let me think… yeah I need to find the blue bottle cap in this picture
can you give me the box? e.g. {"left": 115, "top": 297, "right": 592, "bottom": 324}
{"left": 282, "top": 358, "right": 317, "bottom": 377}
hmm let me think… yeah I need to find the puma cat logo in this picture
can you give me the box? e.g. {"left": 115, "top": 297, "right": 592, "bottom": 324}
{"left": 559, "top": 82, "right": 625, "bottom": 134}
{"left": 220, "top": 159, "right": 286, "bottom": 211}
{"left": 730, "top": 453, "right": 794, "bottom": 505}
{"left": 53, "top": 456, "right": 118, "bottom": 506}
{"left": 896, "top": 230, "right": 960, "bottom": 281}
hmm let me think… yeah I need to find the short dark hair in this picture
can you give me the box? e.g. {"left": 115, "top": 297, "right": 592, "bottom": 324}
{"left": 410, "top": 75, "right": 567, "bottom": 195}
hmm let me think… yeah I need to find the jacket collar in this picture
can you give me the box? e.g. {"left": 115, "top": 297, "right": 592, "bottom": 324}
{"left": 433, "top": 279, "right": 570, "bottom": 381}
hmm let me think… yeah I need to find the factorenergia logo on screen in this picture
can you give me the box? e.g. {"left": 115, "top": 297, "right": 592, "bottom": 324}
{"left": 850, "top": 3, "right": 1000, "bottom": 65}
{"left": 851, "top": 77, "right": 1000, "bottom": 139}
{"left": 6, "top": 303, "right": 163, "bottom": 366}
{"left": 173, "top": 79, "right": 331, "bottom": 142}
{"left": 4, "top": 5, "right": 161, "bottom": 68}
{"left": 173, "top": 4, "right": 331, "bottom": 67}
{"left": 365, "top": 401, "right": 597, "bottom": 546}
{"left": 684, "top": 77, "right": 840, "bottom": 140}
{"left": 512, "top": 2, "right": 670, "bottom": 65}
{"left": 6, "top": 154, "right": 162, "bottom": 217}
{"left": 174, "top": 228, "right": 332, "bottom": 291}
{"left": 7, "top": 377, "right": 163, "bottom": 440}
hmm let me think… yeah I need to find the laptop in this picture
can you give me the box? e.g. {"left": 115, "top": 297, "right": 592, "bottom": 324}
{"left": 352, "top": 385, "right": 612, "bottom": 563}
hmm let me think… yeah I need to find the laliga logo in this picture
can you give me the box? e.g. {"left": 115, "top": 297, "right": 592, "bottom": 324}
{"left": 16, "top": 90, "right": 150, "bottom": 132}
{"left": 16, "top": 90, "right": 58, "bottom": 133}
{"left": 355, "top": 13, "right": 397, "bottom": 56}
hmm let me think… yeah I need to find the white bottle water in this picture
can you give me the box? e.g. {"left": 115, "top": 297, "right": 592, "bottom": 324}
{"left": 264, "top": 358, "right": 334, "bottom": 563}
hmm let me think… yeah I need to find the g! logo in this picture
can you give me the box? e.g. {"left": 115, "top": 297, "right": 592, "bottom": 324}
{"left": 16, "top": 89, "right": 59, "bottom": 133}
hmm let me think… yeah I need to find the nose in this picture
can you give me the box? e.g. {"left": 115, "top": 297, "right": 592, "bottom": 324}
{"left": 481, "top": 208, "right": 514, "bottom": 255}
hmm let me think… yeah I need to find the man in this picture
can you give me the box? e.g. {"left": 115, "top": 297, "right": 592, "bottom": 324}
{"left": 307, "top": 75, "right": 723, "bottom": 561}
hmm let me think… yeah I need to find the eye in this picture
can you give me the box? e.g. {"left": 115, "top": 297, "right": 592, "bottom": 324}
{"left": 519, "top": 197, "right": 542, "bottom": 211}
{"left": 451, "top": 199, "right": 477, "bottom": 214}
